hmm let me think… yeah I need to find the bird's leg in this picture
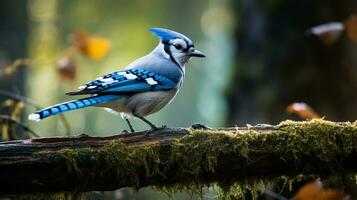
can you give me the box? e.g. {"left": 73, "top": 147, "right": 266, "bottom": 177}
{"left": 133, "top": 113, "right": 159, "bottom": 130}
{"left": 125, "top": 118, "right": 135, "bottom": 133}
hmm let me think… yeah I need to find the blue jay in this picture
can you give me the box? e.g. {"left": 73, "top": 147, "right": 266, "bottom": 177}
{"left": 28, "top": 28, "right": 205, "bottom": 132}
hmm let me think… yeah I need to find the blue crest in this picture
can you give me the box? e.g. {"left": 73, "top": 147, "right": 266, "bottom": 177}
{"left": 149, "top": 28, "right": 192, "bottom": 45}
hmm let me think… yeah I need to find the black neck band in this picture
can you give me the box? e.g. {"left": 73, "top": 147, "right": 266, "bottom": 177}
{"left": 163, "top": 42, "right": 184, "bottom": 75}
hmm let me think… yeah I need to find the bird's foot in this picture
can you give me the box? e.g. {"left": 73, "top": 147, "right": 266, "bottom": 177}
{"left": 151, "top": 124, "right": 168, "bottom": 131}
{"left": 129, "top": 127, "right": 135, "bottom": 133}
{"left": 79, "top": 133, "right": 90, "bottom": 137}
{"left": 144, "top": 125, "right": 167, "bottom": 136}
{"left": 191, "top": 123, "right": 211, "bottom": 130}
{"left": 122, "top": 126, "right": 135, "bottom": 134}
{"left": 122, "top": 128, "right": 136, "bottom": 134}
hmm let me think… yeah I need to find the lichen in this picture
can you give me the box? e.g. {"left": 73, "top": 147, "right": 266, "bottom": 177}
{"left": 32, "top": 119, "right": 357, "bottom": 199}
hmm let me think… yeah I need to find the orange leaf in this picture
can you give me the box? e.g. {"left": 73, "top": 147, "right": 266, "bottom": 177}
{"left": 345, "top": 15, "right": 357, "bottom": 43}
{"left": 85, "top": 36, "right": 111, "bottom": 60}
{"left": 71, "top": 32, "right": 111, "bottom": 60}
{"left": 307, "top": 22, "right": 344, "bottom": 45}
{"left": 292, "top": 179, "right": 322, "bottom": 200}
{"left": 318, "top": 189, "right": 350, "bottom": 200}
{"left": 56, "top": 55, "right": 76, "bottom": 81}
{"left": 292, "top": 179, "right": 350, "bottom": 200}
{"left": 286, "top": 102, "right": 320, "bottom": 119}
{"left": 71, "top": 32, "right": 89, "bottom": 52}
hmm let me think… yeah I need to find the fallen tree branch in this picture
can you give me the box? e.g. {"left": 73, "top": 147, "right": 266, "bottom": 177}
{"left": 0, "top": 119, "right": 356, "bottom": 195}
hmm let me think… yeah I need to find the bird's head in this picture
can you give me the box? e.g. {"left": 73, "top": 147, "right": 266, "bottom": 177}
{"left": 150, "top": 28, "right": 205, "bottom": 66}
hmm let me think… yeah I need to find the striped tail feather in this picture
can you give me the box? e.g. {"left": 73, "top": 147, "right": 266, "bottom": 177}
{"left": 28, "top": 95, "right": 122, "bottom": 121}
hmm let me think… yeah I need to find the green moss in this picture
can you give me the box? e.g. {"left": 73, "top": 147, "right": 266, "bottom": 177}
{"left": 34, "top": 119, "right": 357, "bottom": 200}
{"left": 276, "top": 119, "right": 357, "bottom": 165}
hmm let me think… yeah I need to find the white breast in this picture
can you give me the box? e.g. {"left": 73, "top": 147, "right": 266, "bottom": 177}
{"left": 100, "top": 89, "right": 179, "bottom": 117}
{"left": 126, "top": 89, "right": 178, "bottom": 116}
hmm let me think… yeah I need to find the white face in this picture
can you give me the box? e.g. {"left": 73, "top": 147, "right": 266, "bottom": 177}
{"left": 160, "top": 38, "right": 193, "bottom": 66}
{"left": 170, "top": 38, "right": 188, "bottom": 52}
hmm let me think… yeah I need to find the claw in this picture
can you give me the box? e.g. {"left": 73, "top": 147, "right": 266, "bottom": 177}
{"left": 145, "top": 125, "right": 165, "bottom": 137}
{"left": 150, "top": 125, "right": 159, "bottom": 130}
{"left": 122, "top": 130, "right": 129, "bottom": 134}
{"left": 79, "top": 133, "right": 90, "bottom": 137}
{"left": 191, "top": 123, "right": 211, "bottom": 130}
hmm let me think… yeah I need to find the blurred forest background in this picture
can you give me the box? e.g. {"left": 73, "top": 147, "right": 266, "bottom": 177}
{"left": 0, "top": 0, "right": 356, "bottom": 199}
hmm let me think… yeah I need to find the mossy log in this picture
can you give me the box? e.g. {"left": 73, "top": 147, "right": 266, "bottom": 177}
{"left": 0, "top": 119, "right": 356, "bottom": 195}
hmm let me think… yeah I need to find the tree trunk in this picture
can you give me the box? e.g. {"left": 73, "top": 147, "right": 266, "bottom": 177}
{"left": 0, "top": 119, "right": 356, "bottom": 195}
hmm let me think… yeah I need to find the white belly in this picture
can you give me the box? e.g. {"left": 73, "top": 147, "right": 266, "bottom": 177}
{"left": 100, "top": 89, "right": 178, "bottom": 117}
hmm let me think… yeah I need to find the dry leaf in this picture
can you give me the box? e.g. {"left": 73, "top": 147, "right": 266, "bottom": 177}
{"left": 345, "top": 15, "right": 357, "bottom": 43}
{"left": 291, "top": 179, "right": 350, "bottom": 200}
{"left": 286, "top": 102, "right": 320, "bottom": 119}
{"left": 307, "top": 22, "right": 344, "bottom": 45}
{"left": 71, "top": 32, "right": 111, "bottom": 60}
{"left": 292, "top": 179, "right": 322, "bottom": 200}
{"left": 318, "top": 189, "right": 350, "bottom": 200}
{"left": 56, "top": 55, "right": 76, "bottom": 81}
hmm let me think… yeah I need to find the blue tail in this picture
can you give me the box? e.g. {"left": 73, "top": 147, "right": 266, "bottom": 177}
{"left": 28, "top": 95, "right": 122, "bottom": 121}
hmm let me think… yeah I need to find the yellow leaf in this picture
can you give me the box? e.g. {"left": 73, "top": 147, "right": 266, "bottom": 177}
{"left": 85, "top": 36, "right": 111, "bottom": 60}
{"left": 71, "top": 32, "right": 111, "bottom": 60}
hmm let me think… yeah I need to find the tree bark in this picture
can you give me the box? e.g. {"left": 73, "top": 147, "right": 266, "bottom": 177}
{"left": 0, "top": 119, "right": 356, "bottom": 195}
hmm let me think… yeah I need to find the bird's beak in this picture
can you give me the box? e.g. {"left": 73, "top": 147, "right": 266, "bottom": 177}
{"left": 188, "top": 49, "right": 206, "bottom": 57}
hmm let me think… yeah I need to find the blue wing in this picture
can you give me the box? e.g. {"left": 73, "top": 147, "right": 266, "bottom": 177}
{"left": 66, "top": 69, "right": 177, "bottom": 96}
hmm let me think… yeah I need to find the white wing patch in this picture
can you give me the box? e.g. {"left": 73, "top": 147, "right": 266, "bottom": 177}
{"left": 124, "top": 73, "right": 137, "bottom": 80}
{"left": 102, "top": 81, "right": 116, "bottom": 86}
{"left": 101, "top": 78, "right": 115, "bottom": 83}
{"left": 117, "top": 71, "right": 127, "bottom": 75}
{"left": 77, "top": 70, "right": 160, "bottom": 92}
{"left": 87, "top": 86, "right": 97, "bottom": 89}
{"left": 145, "top": 78, "right": 158, "bottom": 85}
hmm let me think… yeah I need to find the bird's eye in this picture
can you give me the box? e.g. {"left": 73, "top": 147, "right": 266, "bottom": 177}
{"left": 174, "top": 44, "right": 182, "bottom": 50}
